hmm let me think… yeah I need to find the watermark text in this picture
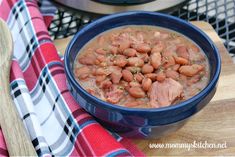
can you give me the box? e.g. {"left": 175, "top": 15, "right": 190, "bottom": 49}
{"left": 149, "top": 141, "right": 227, "bottom": 151}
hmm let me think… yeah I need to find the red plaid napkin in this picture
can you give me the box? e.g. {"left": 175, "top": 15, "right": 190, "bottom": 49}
{"left": 0, "top": 0, "right": 145, "bottom": 156}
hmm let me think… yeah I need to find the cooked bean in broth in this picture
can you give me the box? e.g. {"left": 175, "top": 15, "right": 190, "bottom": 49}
{"left": 74, "top": 26, "right": 210, "bottom": 108}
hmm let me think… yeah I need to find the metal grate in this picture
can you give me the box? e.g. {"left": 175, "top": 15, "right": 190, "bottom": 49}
{"left": 48, "top": 0, "right": 235, "bottom": 61}
{"left": 48, "top": 11, "right": 91, "bottom": 39}
{"left": 170, "top": 0, "right": 235, "bottom": 56}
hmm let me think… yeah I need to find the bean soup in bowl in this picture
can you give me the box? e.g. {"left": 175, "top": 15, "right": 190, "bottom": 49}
{"left": 74, "top": 26, "right": 209, "bottom": 109}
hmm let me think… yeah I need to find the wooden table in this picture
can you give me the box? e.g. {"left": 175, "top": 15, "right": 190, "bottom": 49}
{"left": 54, "top": 22, "right": 235, "bottom": 156}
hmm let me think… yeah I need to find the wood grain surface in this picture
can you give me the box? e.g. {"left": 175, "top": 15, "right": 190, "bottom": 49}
{"left": 0, "top": 19, "right": 37, "bottom": 156}
{"left": 54, "top": 21, "right": 235, "bottom": 156}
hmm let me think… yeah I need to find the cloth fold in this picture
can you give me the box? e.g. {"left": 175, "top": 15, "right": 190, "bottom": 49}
{"left": 0, "top": 0, "right": 145, "bottom": 156}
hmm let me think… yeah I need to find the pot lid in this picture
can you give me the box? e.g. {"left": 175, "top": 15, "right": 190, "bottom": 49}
{"left": 53, "top": 0, "right": 187, "bottom": 15}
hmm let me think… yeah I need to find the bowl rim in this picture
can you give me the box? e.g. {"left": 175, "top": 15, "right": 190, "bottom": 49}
{"left": 65, "top": 11, "right": 221, "bottom": 113}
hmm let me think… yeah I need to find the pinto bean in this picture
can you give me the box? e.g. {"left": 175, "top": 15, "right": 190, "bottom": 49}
{"left": 176, "top": 46, "right": 189, "bottom": 60}
{"left": 100, "top": 62, "right": 108, "bottom": 67}
{"left": 144, "top": 73, "right": 158, "bottom": 81}
{"left": 96, "top": 75, "right": 106, "bottom": 83}
{"left": 134, "top": 73, "right": 144, "bottom": 83}
{"left": 119, "top": 40, "right": 131, "bottom": 53}
{"left": 109, "top": 45, "right": 118, "bottom": 54}
{"left": 128, "top": 87, "right": 146, "bottom": 98}
{"left": 113, "top": 55, "right": 127, "bottom": 67}
{"left": 151, "top": 41, "right": 164, "bottom": 53}
{"left": 131, "top": 43, "right": 151, "bottom": 53}
{"left": 75, "top": 66, "right": 91, "bottom": 80}
{"left": 126, "top": 66, "right": 142, "bottom": 74}
{"left": 162, "top": 50, "right": 174, "bottom": 58}
{"left": 179, "top": 64, "right": 204, "bottom": 77}
{"left": 163, "top": 56, "right": 175, "bottom": 68}
{"left": 123, "top": 48, "right": 137, "bottom": 57}
{"left": 120, "top": 80, "right": 130, "bottom": 90}
{"left": 100, "top": 80, "right": 112, "bottom": 89}
{"left": 123, "top": 85, "right": 130, "bottom": 91}
{"left": 172, "top": 64, "right": 180, "bottom": 71}
{"left": 156, "top": 71, "right": 166, "bottom": 82}
{"left": 142, "top": 64, "right": 154, "bottom": 74}
{"left": 95, "top": 59, "right": 100, "bottom": 65}
{"left": 124, "top": 101, "right": 141, "bottom": 107}
{"left": 122, "top": 69, "right": 133, "bottom": 82}
{"left": 174, "top": 56, "right": 189, "bottom": 65}
{"left": 95, "top": 48, "right": 107, "bottom": 55}
{"left": 142, "top": 78, "right": 152, "bottom": 91}
{"left": 150, "top": 52, "right": 161, "bottom": 69}
{"left": 78, "top": 53, "right": 96, "bottom": 65}
{"left": 110, "top": 67, "right": 122, "bottom": 84}
{"left": 137, "top": 53, "right": 149, "bottom": 63}
{"left": 95, "top": 68, "right": 110, "bottom": 75}
{"left": 112, "top": 38, "right": 131, "bottom": 53}
{"left": 129, "top": 81, "right": 141, "bottom": 87}
{"left": 166, "top": 70, "right": 179, "bottom": 80}
{"left": 91, "top": 68, "right": 97, "bottom": 75}
{"left": 128, "top": 57, "right": 144, "bottom": 67}
{"left": 96, "top": 55, "right": 106, "bottom": 62}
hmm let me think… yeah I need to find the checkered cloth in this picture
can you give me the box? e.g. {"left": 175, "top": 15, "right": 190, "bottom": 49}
{"left": 0, "top": 0, "right": 145, "bottom": 156}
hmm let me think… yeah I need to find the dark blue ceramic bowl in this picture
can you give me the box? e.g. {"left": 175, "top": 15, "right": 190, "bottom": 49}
{"left": 65, "top": 11, "right": 221, "bottom": 138}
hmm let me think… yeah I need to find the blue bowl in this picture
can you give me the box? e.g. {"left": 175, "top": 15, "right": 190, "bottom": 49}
{"left": 64, "top": 11, "right": 221, "bottom": 138}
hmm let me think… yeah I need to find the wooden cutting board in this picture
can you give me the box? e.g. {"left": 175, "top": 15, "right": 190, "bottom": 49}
{"left": 54, "top": 21, "right": 235, "bottom": 156}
